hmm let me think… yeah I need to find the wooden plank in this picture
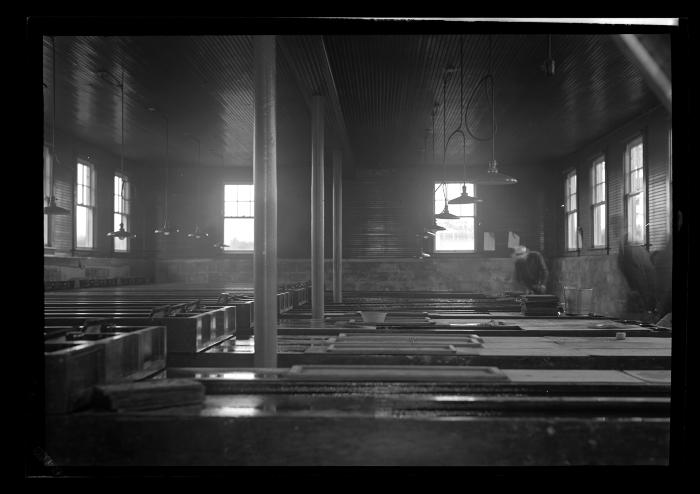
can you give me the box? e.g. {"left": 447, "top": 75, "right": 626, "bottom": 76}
{"left": 286, "top": 365, "right": 508, "bottom": 381}
{"left": 622, "top": 370, "right": 671, "bottom": 384}
{"left": 46, "top": 413, "right": 670, "bottom": 466}
{"left": 503, "top": 370, "right": 646, "bottom": 384}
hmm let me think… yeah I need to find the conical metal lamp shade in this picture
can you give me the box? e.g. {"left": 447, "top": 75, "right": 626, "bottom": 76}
{"left": 426, "top": 221, "right": 446, "bottom": 233}
{"left": 154, "top": 222, "right": 179, "bottom": 236}
{"left": 448, "top": 185, "right": 482, "bottom": 204}
{"left": 187, "top": 225, "right": 209, "bottom": 239}
{"left": 44, "top": 196, "right": 71, "bottom": 215}
{"left": 107, "top": 223, "right": 136, "bottom": 239}
{"left": 470, "top": 161, "right": 518, "bottom": 185}
{"left": 435, "top": 203, "right": 459, "bottom": 220}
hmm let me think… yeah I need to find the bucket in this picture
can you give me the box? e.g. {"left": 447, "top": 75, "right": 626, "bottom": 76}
{"left": 359, "top": 311, "right": 387, "bottom": 323}
{"left": 563, "top": 287, "right": 594, "bottom": 315}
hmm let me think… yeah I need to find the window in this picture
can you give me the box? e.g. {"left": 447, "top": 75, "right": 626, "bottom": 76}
{"left": 44, "top": 147, "right": 51, "bottom": 246}
{"left": 76, "top": 161, "right": 95, "bottom": 249}
{"left": 223, "top": 184, "right": 254, "bottom": 251}
{"left": 434, "top": 182, "right": 476, "bottom": 252}
{"left": 591, "top": 157, "right": 606, "bottom": 248}
{"left": 565, "top": 170, "right": 578, "bottom": 251}
{"left": 113, "top": 174, "right": 131, "bottom": 252}
{"left": 624, "top": 136, "right": 645, "bottom": 245}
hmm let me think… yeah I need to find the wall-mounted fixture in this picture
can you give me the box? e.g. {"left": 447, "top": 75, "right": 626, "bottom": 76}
{"left": 106, "top": 69, "right": 136, "bottom": 240}
{"left": 44, "top": 36, "right": 70, "bottom": 216}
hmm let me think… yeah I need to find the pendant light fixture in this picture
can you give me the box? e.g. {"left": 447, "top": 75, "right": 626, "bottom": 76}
{"left": 426, "top": 221, "right": 446, "bottom": 233}
{"left": 107, "top": 68, "right": 136, "bottom": 240}
{"left": 152, "top": 108, "right": 179, "bottom": 236}
{"left": 44, "top": 36, "right": 70, "bottom": 216}
{"left": 470, "top": 36, "right": 517, "bottom": 186}
{"left": 421, "top": 102, "right": 446, "bottom": 235}
{"left": 448, "top": 36, "right": 482, "bottom": 205}
{"left": 543, "top": 34, "right": 556, "bottom": 77}
{"left": 186, "top": 135, "right": 209, "bottom": 240}
{"left": 435, "top": 69, "right": 459, "bottom": 220}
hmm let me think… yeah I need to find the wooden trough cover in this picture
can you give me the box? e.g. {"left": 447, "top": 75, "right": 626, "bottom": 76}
{"left": 335, "top": 333, "right": 483, "bottom": 346}
{"left": 305, "top": 333, "right": 484, "bottom": 354}
{"left": 324, "top": 343, "right": 459, "bottom": 354}
{"left": 285, "top": 365, "right": 509, "bottom": 381}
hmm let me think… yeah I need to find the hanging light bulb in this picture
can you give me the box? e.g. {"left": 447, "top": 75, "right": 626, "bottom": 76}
{"left": 435, "top": 71, "right": 460, "bottom": 221}
{"left": 425, "top": 221, "right": 445, "bottom": 233}
{"left": 543, "top": 34, "right": 556, "bottom": 77}
{"left": 154, "top": 221, "right": 179, "bottom": 236}
{"left": 107, "top": 223, "right": 136, "bottom": 240}
{"left": 185, "top": 135, "right": 209, "bottom": 240}
{"left": 151, "top": 108, "right": 178, "bottom": 236}
{"left": 107, "top": 68, "right": 135, "bottom": 239}
{"left": 447, "top": 36, "right": 482, "bottom": 205}
{"left": 465, "top": 36, "right": 517, "bottom": 186}
{"left": 435, "top": 202, "right": 460, "bottom": 220}
{"left": 187, "top": 225, "right": 209, "bottom": 240}
{"left": 44, "top": 36, "right": 70, "bottom": 216}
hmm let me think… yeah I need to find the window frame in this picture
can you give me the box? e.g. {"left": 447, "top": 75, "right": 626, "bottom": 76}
{"left": 624, "top": 135, "right": 646, "bottom": 246}
{"left": 113, "top": 172, "right": 131, "bottom": 253}
{"left": 564, "top": 169, "right": 578, "bottom": 252}
{"left": 222, "top": 183, "right": 255, "bottom": 253}
{"left": 590, "top": 155, "right": 607, "bottom": 249}
{"left": 75, "top": 159, "right": 96, "bottom": 250}
{"left": 433, "top": 181, "right": 478, "bottom": 254}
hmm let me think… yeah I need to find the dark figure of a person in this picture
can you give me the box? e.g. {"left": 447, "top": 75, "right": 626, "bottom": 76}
{"left": 513, "top": 245, "right": 549, "bottom": 294}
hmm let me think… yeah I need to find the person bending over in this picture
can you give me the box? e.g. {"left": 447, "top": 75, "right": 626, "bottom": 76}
{"left": 512, "top": 245, "right": 549, "bottom": 294}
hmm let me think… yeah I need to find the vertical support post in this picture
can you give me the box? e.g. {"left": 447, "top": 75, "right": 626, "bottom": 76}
{"left": 253, "top": 35, "right": 277, "bottom": 368}
{"left": 311, "top": 95, "right": 325, "bottom": 321}
{"left": 332, "top": 149, "right": 343, "bottom": 303}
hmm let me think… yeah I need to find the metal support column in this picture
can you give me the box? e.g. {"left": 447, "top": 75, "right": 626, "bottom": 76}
{"left": 253, "top": 35, "right": 277, "bottom": 368}
{"left": 311, "top": 95, "right": 325, "bottom": 321}
{"left": 332, "top": 149, "right": 343, "bottom": 303}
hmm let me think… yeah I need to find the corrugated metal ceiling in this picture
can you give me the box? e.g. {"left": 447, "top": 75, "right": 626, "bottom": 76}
{"left": 41, "top": 32, "right": 669, "bottom": 172}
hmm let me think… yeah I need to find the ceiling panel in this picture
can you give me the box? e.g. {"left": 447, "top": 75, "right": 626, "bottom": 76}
{"left": 41, "top": 32, "right": 669, "bottom": 175}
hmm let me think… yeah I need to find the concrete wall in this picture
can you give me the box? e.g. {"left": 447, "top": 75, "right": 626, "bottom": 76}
{"left": 542, "top": 106, "right": 672, "bottom": 320}
{"left": 155, "top": 256, "right": 521, "bottom": 295}
{"left": 44, "top": 255, "right": 154, "bottom": 282}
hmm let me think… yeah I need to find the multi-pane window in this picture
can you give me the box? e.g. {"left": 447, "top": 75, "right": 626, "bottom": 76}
{"left": 44, "top": 147, "right": 51, "bottom": 246}
{"left": 434, "top": 182, "right": 476, "bottom": 252}
{"left": 625, "top": 136, "right": 645, "bottom": 245}
{"left": 591, "top": 157, "right": 606, "bottom": 248}
{"left": 223, "top": 184, "right": 254, "bottom": 251}
{"left": 113, "top": 174, "right": 131, "bottom": 252}
{"left": 565, "top": 170, "right": 578, "bottom": 251}
{"left": 76, "top": 161, "right": 95, "bottom": 249}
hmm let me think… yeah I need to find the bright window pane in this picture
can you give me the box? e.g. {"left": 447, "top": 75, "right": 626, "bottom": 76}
{"left": 628, "top": 193, "right": 645, "bottom": 244}
{"left": 631, "top": 143, "right": 643, "bottom": 171}
{"left": 224, "top": 218, "right": 254, "bottom": 250}
{"left": 593, "top": 204, "right": 606, "bottom": 247}
{"left": 114, "top": 213, "right": 127, "bottom": 252}
{"left": 224, "top": 184, "right": 255, "bottom": 250}
{"left": 434, "top": 182, "right": 476, "bottom": 252}
{"left": 566, "top": 212, "right": 578, "bottom": 250}
{"left": 435, "top": 217, "right": 475, "bottom": 251}
{"left": 76, "top": 205, "right": 93, "bottom": 248}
